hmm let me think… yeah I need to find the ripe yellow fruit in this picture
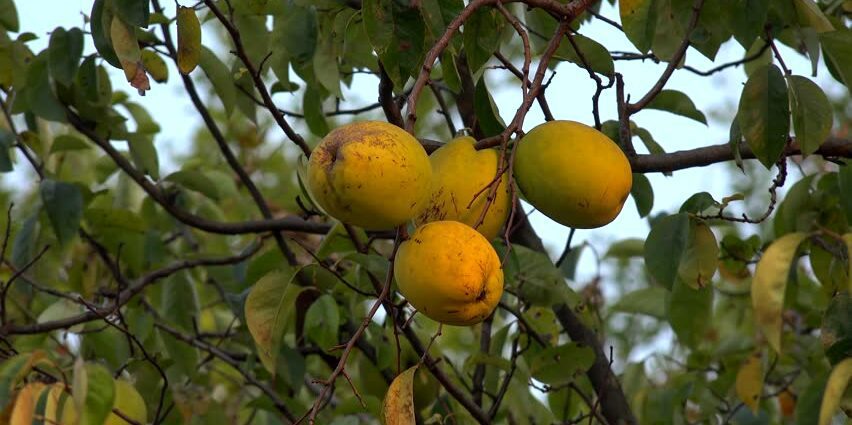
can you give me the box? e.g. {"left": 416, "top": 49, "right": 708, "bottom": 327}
{"left": 307, "top": 121, "right": 432, "bottom": 230}
{"left": 105, "top": 380, "right": 147, "bottom": 425}
{"left": 10, "top": 382, "right": 45, "bottom": 425}
{"left": 44, "top": 383, "right": 78, "bottom": 425}
{"left": 513, "top": 120, "right": 632, "bottom": 229}
{"left": 415, "top": 136, "right": 510, "bottom": 240}
{"left": 394, "top": 221, "right": 503, "bottom": 326}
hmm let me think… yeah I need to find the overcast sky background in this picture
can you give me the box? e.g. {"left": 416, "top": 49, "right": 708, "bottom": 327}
{"left": 5, "top": 1, "right": 847, "bottom": 362}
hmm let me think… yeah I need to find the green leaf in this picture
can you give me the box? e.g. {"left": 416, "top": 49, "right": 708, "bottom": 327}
{"left": 837, "top": 168, "right": 852, "bottom": 224}
{"left": 611, "top": 287, "right": 669, "bottom": 319}
{"left": 650, "top": 0, "right": 690, "bottom": 61}
{"left": 165, "top": 169, "right": 220, "bottom": 200}
{"left": 787, "top": 75, "right": 832, "bottom": 156}
{"left": 0, "top": 128, "right": 12, "bottom": 172}
{"left": 90, "top": 0, "right": 121, "bottom": 68}
{"left": 113, "top": 0, "right": 149, "bottom": 28}
{"left": 0, "top": 353, "right": 39, "bottom": 410}
{"left": 823, "top": 293, "right": 852, "bottom": 364}
{"left": 796, "top": 372, "right": 829, "bottom": 425}
{"left": 725, "top": 0, "right": 769, "bottom": 49}
{"left": 275, "top": 3, "right": 316, "bottom": 65}
{"left": 643, "top": 212, "right": 690, "bottom": 289}
{"left": 645, "top": 90, "right": 707, "bottom": 125}
{"left": 620, "top": 0, "right": 657, "bottom": 53}
{"left": 605, "top": 238, "right": 645, "bottom": 259}
{"left": 303, "top": 86, "right": 329, "bottom": 137}
{"left": 743, "top": 38, "right": 772, "bottom": 78}
{"left": 75, "top": 363, "right": 115, "bottom": 425}
{"left": 233, "top": 12, "right": 268, "bottom": 68}
{"left": 528, "top": 343, "right": 595, "bottom": 386}
{"left": 728, "top": 115, "right": 745, "bottom": 171}
{"left": 677, "top": 220, "right": 719, "bottom": 289}
{"left": 245, "top": 269, "right": 302, "bottom": 374}
{"left": 0, "top": 0, "right": 19, "bottom": 32}
{"left": 159, "top": 272, "right": 199, "bottom": 377}
{"left": 382, "top": 366, "right": 418, "bottom": 425}
{"left": 25, "top": 53, "right": 66, "bottom": 122}
{"left": 630, "top": 173, "right": 654, "bottom": 218}
{"left": 679, "top": 192, "right": 719, "bottom": 214}
{"left": 473, "top": 77, "right": 505, "bottom": 138}
{"left": 199, "top": 47, "right": 236, "bottom": 117}
{"left": 313, "top": 32, "right": 341, "bottom": 98}
{"left": 793, "top": 0, "right": 833, "bottom": 33}
{"left": 11, "top": 211, "right": 39, "bottom": 269}
{"left": 48, "top": 27, "right": 84, "bottom": 86}
{"left": 316, "top": 221, "right": 362, "bottom": 259}
{"left": 304, "top": 294, "right": 340, "bottom": 349}
{"left": 667, "top": 278, "right": 713, "bottom": 348}
{"left": 40, "top": 179, "right": 83, "bottom": 245}
{"left": 820, "top": 29, "right": 852, "bottom": 90}
{"left": 50, "top": 134, "right": 90, "bottom": 153}
{"left": 751, "top": 232, "right": 807, "bottom": 353}
{"left": 737, "top": 64, "right": 790, "bottom": 169}
{"left": 502, "top": 245, "right": 574, "bottom": 307}
{"left": 554, "top": 33, "right": 614, "bottom": 76}
{"left": 127, "top": 133, "right": 159, "bottom": 179}
{"left": 463, "top": 6, "right": 503, "bottom": 74}
{"left": 558, "top": 243, "right": 585, "bottom": 281}
{"left": 363, "top": 0, "right": 393, "bottom": 55}
{"left": 376, "top": 2, "right": 425, "bottom": 90}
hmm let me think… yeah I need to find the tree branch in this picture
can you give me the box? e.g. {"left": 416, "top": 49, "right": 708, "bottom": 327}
{"left": 630, "top": 137, "right": 852, "bottom": 173}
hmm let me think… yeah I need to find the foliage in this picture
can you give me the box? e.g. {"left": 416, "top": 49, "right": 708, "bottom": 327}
{"left": 0, "top": 0, "right": 851, "bottom": 424}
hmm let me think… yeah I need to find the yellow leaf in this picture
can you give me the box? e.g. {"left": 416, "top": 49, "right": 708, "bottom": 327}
{"left": 110, "top": 16, "right": 149, "bottom": 94}
{"left": 177, "top": 6, "right": 201, "bottom": 74}
{"left": 677, "top": 220, "right": 719, "bottom": 289}
{"left": 141, "top": 49, "right": 168, "bottom": 83}
{"left": 244, "top": 269, "right": 301, "bottom": 374}
{"left": 10, "top": 382, "right": 46, "bottom": 425}
{"left": 735, "top": 351, "right": 763, "bottom": 413}
{"left": 819, "top": 358, "right": 852, "bottom": 425}
{"left": 751, "top": 232, "right": 807, "bottom": 353}
{"left": 382, "top": 366, "right": 417, "bottom": 425}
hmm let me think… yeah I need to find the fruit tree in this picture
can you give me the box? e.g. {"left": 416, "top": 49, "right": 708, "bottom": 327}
{"left": 0, "top": 0, "right": 851, "bottom": 424}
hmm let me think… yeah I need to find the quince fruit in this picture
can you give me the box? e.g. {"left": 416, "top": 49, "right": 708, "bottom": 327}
{"left": 415, "top": 135, "right": 510, "bottom": 240}
{"left": 307, "top": 121, "right": 432, "bottom": 230}
{"left": 104, "top": 379, "right": 147, "bottom": 425}
{"left": 394, "top": 221, "right": 503, "bottom": 326}
{"left": 513, "top": 120, "right": 632, "bottom": 228}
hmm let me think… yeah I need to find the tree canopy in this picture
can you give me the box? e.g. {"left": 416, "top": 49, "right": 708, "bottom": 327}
{"left": 0, "top": 0, "right": 851, "bottom": 424}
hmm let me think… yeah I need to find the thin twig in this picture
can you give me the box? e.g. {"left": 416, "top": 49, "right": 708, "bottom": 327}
{"left": 626, "top": 0, "right": 705, "bottom": 113}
